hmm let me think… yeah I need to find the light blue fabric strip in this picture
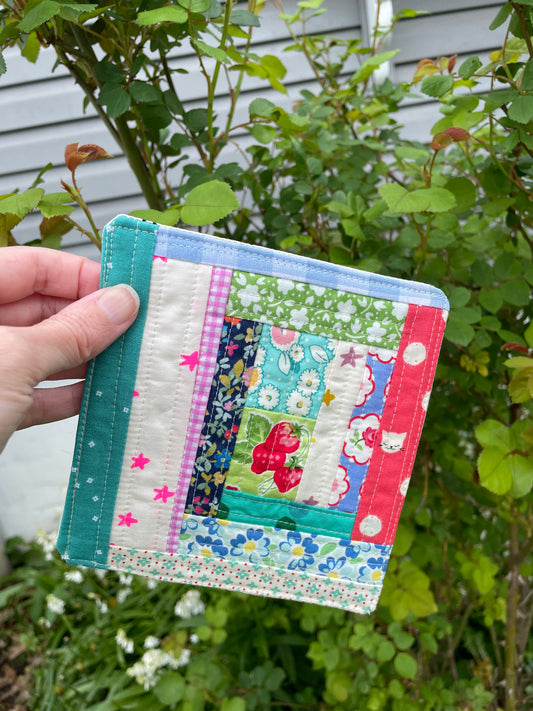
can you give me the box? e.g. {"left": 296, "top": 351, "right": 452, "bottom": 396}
{"left": 140, "top": 217, "right": 449, "bottom": 310}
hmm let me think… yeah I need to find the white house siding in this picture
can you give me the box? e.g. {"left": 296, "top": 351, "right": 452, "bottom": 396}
{"left": 0, "top": 0, "right": 504, "bottom": 543}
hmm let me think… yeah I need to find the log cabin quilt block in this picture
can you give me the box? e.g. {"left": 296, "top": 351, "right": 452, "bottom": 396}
{"left": 57, "top": 214, "right": 449, "bottom": 614}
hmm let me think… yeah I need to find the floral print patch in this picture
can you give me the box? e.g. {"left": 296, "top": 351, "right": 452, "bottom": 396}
{"left": 245, "top": 324, "right": 335, "bottom": 419}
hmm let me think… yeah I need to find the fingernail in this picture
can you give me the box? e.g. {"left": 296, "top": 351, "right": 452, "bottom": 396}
{"left": 97, "top": 284, "right": 140, "bottom": 325}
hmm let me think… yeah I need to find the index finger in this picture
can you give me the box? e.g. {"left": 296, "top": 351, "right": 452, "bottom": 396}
{"left": 0, "top": 246, "right": 101, "bottom": 304}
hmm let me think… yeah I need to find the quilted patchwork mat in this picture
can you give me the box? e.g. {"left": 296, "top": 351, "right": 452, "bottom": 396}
{"left": 57, "top": 214, "right": 449, "bottom": 614}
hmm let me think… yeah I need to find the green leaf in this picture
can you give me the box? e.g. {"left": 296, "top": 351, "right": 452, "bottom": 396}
{"left": 0, "top": 188, "right": 44, "bottom": 218}
{"left": 21, "top": 31, "right": 40, "bottom": 63}
{"left": 444, "top": 317, "right": 475, "bottom": 347}
{"left": 98, "top": 85, "right": 130, "bottom": 119}
{"left": 500, "top": 279, "right": 531, "bottom": 306}
{"left": 193, "top": 39, "right": 228, "bottom": 63}
{"left": 421, "top": 74, "right": 454, "bottom": 98}
{"left": 379, "top": 184, "right": 456, "bottom": 214}
{"left": 509, "top": 453, "right": 533, "bottom": 497}
{"left": 458, "top": 56, "right": 482, "bottom": 79}
{"left": 521, "top": 58, "right": 533, "bottom": 90}
{"left": 230, "top": 8, "right": 260, "bottom": 26}
{"left": 319, "top": 542, "right": 337, "bottom": 555}
{"left": 178, "top": 0, "right": 211, "bottom": 10}
{"left": 251, "top": 124, "right": 278, "bottom": 144}
{"left": 221, "top": 699, "right": 246, "bottom": 711}
{"left": 184, "top": 108, "right": 208, "bottom": 133}
{"left": 136, "top": 7, "right": 188, "bottom": 25}
{"left": 129, "top": 209, "right": 179, "bottom": 226}
{"left": 478, "top": 447, "right": 513, "bottom": 495}
{"left": 246, "top": 413, "right": 272, "bottom": 447}
{"left": 394, "top": 653, "right": 418, "bottom": 680}
{"left": 376, "top": 639, "right": 395, "bottom": 663}
{"left": 351, "top": 50, "right": 399, "bottom": 83}
{"left": 38, "top": 192, "right": 75, "bottom": 218}
{"left": 18, "top": 1, "right": 59, "bottom": 32}
{"left": 153, "top": 672, "right": 185, "bottom": 704}
{"left": 329, "top": 246, "right": 354, "bottom": 265}
{"left": 508, "top": 95, "right": 533, "bottom": 124}
{"left": 475, "top": 419, "right": 511, "bottom": 449}
{"left": 525, "top": 322, "right": 533, "bottom": 347}
{"left": 445, "top": 177, "right": 476, "bottom": 213}
{"left": 447, "top": 286, "right": 470, "bottom": 308}
{"left": 181, "top": 180, "right": 239, "bottom": 225}
{"left": 479, "top": 288, "right": 503, "bottom": 313}
{"left": 0, "top": 50, "right": 6, "bottom": 76}
{"left": 509, "top": 369, "right": 533, "bottom": 404}
{"left": 489, "top": 3, "right": 512, "bottom": 30}
{"left": 249, "top": 97, "right": 276, "bottom": 118}
{"left": 129, "top": 81, "right": 161, "bottom": 103}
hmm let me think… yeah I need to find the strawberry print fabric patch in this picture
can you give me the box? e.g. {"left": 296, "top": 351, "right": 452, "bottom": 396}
{"left": 57, "top": 215, "right": 448, "bottom": 614}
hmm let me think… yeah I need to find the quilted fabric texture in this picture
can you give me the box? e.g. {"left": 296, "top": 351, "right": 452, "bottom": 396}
{"left": 57, "top": 215, "right": 449, "bottom": 614}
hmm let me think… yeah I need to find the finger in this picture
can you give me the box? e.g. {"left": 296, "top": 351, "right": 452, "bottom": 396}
{"left": 0, "top": 247, "right": 100, "bottom": 304}
{"left": 16, "top": 381, "right": 85, "bottom": 430}
{"left": 22, "top": 284, "right": 140, "bottom": 383}
{"left": 0, "top": 294, "right": 73, "bottom": 326}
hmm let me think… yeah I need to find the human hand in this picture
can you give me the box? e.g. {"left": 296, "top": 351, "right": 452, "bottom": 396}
{"left": 0, "top": 247, "right": 139, "bottom": 454}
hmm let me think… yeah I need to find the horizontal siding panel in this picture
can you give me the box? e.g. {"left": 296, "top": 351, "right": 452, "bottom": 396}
{"left": 390, "top": 7, "right": 506, "bottom": 66}
{"left": 393, "top": 0, "right": 503, "bottom": 14}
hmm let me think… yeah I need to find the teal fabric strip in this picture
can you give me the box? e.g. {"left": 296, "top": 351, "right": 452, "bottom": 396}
{"left": 218, "top": 489, "right": 355, "bottom": 538}
{"left": 57, "top": 217, "right": 157, "bottom": 567}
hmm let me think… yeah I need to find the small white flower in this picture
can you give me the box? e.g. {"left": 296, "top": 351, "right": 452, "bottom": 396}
{"left": 289, "top": 343, "right": 304, "bottom": 362}
{"left": 335, "top": 300, "right": 357, "bottom": 323}
{"left": 277, "top": 278, "right": 295, "bottom": 294}
{"left": 257, "top": 384, "right": 280, "bottom": 410}
{"left": 289, "top": 307, "right": 308, "bottom": 330}
{"left": 144, "top": 636, "right": 160, "bottom": 649}
{"left": 117, "top": 588, "right": 132, "bottom": 604}
{"left": 297, "top": 368, "right": 320, "bottom": 394}
{"left": 238, "top": 283, "right": 261, "bottom": 307}
{"left": 64, "top": 570, "right": 83, "bottom": 584}
{"left": 286, "top": 390, "right": 311, "bottom": 417}
{"left": 116, "top": 628, "right": 134, "bottom": 654}
{"left": 118, "top": 573, "right": 133, "bottom": 586}
{"left": 366, "top": 322, "right": 387, "bottom": 343}
{"left": 38, "top": 616, "right": 52, "bottom": 629}
{"left": 88, "top": 591, "right": 109, "bottom": 613}
{"left": 174, "top": 590, "right": 205, "bottom": 619}
{"left": 392, "top": 301, "right": 409, "bottom": 320}
{"left": 36, "top": 529, "right": 55, "bottom": 560}
{"left": 189, "top": 633, "right": 199, "bottom": 644}
{"left": 127, "top": 648, "right": 191, "bottom": 690}
{"left": 94, "top": 568, "right": 107, "bottom": 580}
{"left": 146, "top": 579, "right": 159, "bottom": 590}
{"left": 46, "top": 594, "right": 65, "bottom": 615}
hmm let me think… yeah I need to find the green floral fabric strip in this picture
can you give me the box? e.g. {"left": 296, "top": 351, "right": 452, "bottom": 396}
{"left": 226, "top": 271, "right": 409, "bottom": 349}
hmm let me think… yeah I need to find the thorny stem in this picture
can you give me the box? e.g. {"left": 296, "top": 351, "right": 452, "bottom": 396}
{"left": 509, "top": 1, "right": 533, "bottom": 56}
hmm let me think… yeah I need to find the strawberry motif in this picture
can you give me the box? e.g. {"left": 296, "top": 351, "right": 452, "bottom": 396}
{"left": 273, "top": 465, "right": 304, "bottom": 493}
{"left": 251, "top": 443, "right": 287, "bottom": 474}
{"left": 265, "top": 422, "right": 300, "bottom": 454}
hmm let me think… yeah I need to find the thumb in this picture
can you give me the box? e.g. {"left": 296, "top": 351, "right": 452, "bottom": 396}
{"left": 25, "top": 284, "right": 140, "bottom": 382}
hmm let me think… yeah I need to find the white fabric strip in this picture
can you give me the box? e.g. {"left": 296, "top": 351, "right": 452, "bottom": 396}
{"left": 295, "top": 341, "right": 369, "bottom": 507}
{"left": 110, "top": 258, "right": 212, "bottom": 551}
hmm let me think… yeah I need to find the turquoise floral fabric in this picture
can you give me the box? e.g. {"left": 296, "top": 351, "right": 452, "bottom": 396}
{"left": 226, "top": 271, "right": 408, "bottom": 349}
{"left": 245, "top": 324, "right": 335, "bottom": 420}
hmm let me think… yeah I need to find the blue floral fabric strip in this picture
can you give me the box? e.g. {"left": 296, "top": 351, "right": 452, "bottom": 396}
{"left": 218, "top": 489, "right": 355, "bottom": 538}
{"left": 184, "top": 317, "right": 263, "bottom": 517}
{"left": 57, "top": 218, "right": 157, "bottom": 567}
{"left": 178, "top": 514, "right": 392, "bottom": 584}
{"left": 330, "top": 354, "right": 396, "bottom": 514}
{"left": 141, "top": 217, "right": 448, "bottom": 309}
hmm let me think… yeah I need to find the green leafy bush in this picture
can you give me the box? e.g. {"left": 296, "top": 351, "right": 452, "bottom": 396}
{"left": 1, "top": 1, "right": 532, "bottom": 709}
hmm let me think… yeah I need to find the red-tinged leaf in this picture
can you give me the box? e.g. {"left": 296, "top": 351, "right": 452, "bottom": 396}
{"left": 442, "top": 127, "right": 470, "bottom": 142}
{"left": 65, "top": 142, "right": 112, "bottom": 173}
{"left": 447, "top": 54, "right": 457, "bottom": 73}
{"left": 430, "top": 133, "right": 454, "bottom": 151}
{"left": 502, "top": 342, "right": 530, "bottom": 354}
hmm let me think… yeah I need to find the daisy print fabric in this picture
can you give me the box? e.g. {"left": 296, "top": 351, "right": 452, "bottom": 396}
{"left": 57, "top": 215, "right": 449, "bottom": 614}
